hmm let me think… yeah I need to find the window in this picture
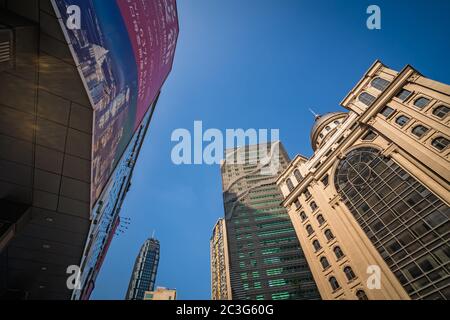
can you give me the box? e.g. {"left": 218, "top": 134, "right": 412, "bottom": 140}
{"left": 433, "top": 105, "right": 449, "bottom": 119}
{"left": 395, "top": 115, "right": 410, "bottom": 127}
{"left": 380, "top": 106, "right": 395, "bottom": 117}
{"left": 294, "top": 169, "right": 302, "bottom": 182}
{"left": 325, "top": 229, "right": 335, "bottom": 241}
{"left": 294, "top": 199, "right": 301, "bottom": 209}
{"left": 310, "top": 201, "right": 318, "bottom": 212}
{"left": 304, "top": 189, "right": 312, "bottom": 199}
{"left": 313, "top": 240, "right": 322, "bottom": 252}
{"left": 319, "top": 133, "right": 324, "bottom": 138}
{"left": 396, "top": 89, "right": 412, "bottom": 101}
{"left": 306, "top": 224, "right": 314, "bottom": 236}
{"left": 325, "top": 125, "right": 331, "bottom": 131}
{"left": 359, "top": 92, "right": 376, "bottom": 106}
{"left": 334, "top": 147, "right": 450, "bottom": 299}
{"left": 321, "top": 175, "right": 329, "bottom": 187}
{"left": 371, "top": 77, "right": 390, "bottom": 91}
{"left": 413, "top": 97, "right": 430, "bottom": 109}
{"left": 362, "top": 130, "right": 377, "bottom": 141}
{"left": 317, "top": 214, "right": 325, "bottom": 226}
{"left": 299, "top": 211, "right": 307, "bottom": 221}
{"left": 329, "top": 276, "right": 340, "bottom": 291}
{"left": 320, "top": 256, "right": 330, "bottom": 270}
{"left": 411, "top": 125, "right": 429, "bottom": 138}
{"left": 356, "top": 290, "right": 369, "bottom": 300}
{"left": 286, "top": 178, "right": 294, "bottom": 192}
{"left": 431, "top": 137, "right": 449, "bottom": 151}
{"left": 344, "top": 266, "right": 356, "bottom": 281}
{"left": 334, "top": 120, "right": 340, "bottom": 125}
{"left": 334, "top": 246, "right": 344, "bottom": 259}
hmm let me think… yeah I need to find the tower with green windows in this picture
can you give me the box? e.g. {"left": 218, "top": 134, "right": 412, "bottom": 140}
{"left": 218, "top": 142, "right": 320, "bottom": 300}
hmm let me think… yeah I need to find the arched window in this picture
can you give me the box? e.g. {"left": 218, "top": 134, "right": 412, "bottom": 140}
{"left": 371, "top": 77, "right": 390, "bottom": 91}
{"left": 334, "top": 246, "right": 344, "bottom": 260}
{"left": 358, "top": 92, "right": 376, "bottom": 106}
{"left": 299, "top": 211, "right": 307, "bottom": 221}
{"left": 312, "top": 240, "right": 322, "bottom": 252}
{"left": 317, "top": 214, "right": 325, "bottom": 225}
{"left": 414, "top": 97, "right": 430, "bottom": 109}
{"left": 320, "top": 256, "right": 330, "bottom": 270}
{"left": 294, "top": 169, "right": 302, "bottom": 182}
{"left": 334, "top": 120, "right": 340, "bottom": 125}
{"left": 334, "top": 147, "right": 450, "bottom": 299}
{"left": 306, "top": 224, "right": 314, "bottom": 236}
{"left": 356, "top": 290, "right": 369, "bottom": 300}
{"left": 411, "top": 125, "right": 429, "bottom": 138}
{"left": 395, "top": 115, "right": 410, "bottom": 127}
{"left": 310, "top": 201, "right": 318, "bottom": 212}
{"left": 325, "top": 125, "right": 331, "bottom": 131}
{"left": 433, "top": 105, "right": 449, "bottom": 119}
{"left": 431, "top": 137, "right": 449, "bottom": 151}
{"left": 286, "top": 178, "right": 294, "bottom": 192}
{"left": 324, "top": 229, "right": 335, "bottom": 241}
{"left": 329, "top": 276, "right": 340, "bottom": 291}
{"left": 344, "top": 266, "right": 356, "bottom": 281}
{"left": 319, "top": 133, "right": 324, "bottom": 138}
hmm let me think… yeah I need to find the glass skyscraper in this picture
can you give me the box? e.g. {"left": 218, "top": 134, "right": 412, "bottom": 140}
{"left": 212, "top": 142, "right": 320, "bottom": 300}
{"left": 126, "top": 237, "right": 160, "bottom": 300}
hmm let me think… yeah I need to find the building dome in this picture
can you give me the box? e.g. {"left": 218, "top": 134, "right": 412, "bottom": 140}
{"left": 310, "top": 112, "right": 348, "bottom": 151}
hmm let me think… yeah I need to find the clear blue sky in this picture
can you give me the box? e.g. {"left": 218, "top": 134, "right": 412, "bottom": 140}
{"left": 91, "top": 0, "right": 450, "bottom": 300}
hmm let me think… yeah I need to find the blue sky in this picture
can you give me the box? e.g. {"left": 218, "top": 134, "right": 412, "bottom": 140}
{"left": 91, "top": 0, "right": 450, "bottom": 299}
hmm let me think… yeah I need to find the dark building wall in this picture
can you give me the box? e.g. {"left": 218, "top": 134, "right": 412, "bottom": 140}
{"left": 0, "top": 0, "right": 92, "bottom": 299}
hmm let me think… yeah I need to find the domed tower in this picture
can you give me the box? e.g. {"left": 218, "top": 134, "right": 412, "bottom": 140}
{"left": 310, "top": 112, "right": 348, "bottom": 151}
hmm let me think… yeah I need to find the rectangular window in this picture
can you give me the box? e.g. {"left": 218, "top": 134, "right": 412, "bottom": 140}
{"left": 396, "top": 89, "right": 412, "bottom": 101}
{"left": 380, "top": 106, "right": 395, "bottom": 117}
{"left": 321, "top": 175, "right": 329, "bottom": 187}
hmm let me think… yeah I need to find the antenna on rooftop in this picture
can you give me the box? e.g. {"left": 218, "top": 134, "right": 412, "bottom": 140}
{"left": 309, "top": 108, "right": 321, "bottom": 120}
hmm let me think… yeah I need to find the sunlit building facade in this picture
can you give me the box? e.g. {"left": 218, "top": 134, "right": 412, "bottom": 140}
{"left": 213, "top": 142, "right": 320, "bottom": 300}
{"left": 277, "top": 60, "right": 450, "bottom": 300}
{"left": 210, "top": 218, "right": 232, "bottom": 300}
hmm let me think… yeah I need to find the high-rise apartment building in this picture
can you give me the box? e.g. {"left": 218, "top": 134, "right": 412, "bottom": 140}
{"left": 144, "top": 287, "right": 177, "bottom": 300}
{"left": 211, "top": 142, "right": 320, "bottom": 300}
{"left": 210, "top": 218, "right": 232, "bottom": 300}
{"left": 0, "top": 0, "right": 178, "bottom": 299}
{"left": 277, "top": 60, "right": 449, "bottom": 300}
{"left": 126, "top": 237, "right": 160, "bottom": 300}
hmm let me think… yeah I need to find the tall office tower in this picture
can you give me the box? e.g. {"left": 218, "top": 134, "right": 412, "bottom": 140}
{"left": 210, "top": 218, "right": 232, "bottom": 300}
{"left": 277, "top": 60, "right": 450, "bottom": 300}
{"left": 126, "top": 238, "right": 160, "bottom": 300}
{"left": 0, "top": 0, "right": 178, "bottom": 299}
{"left": 214, "top": 142, "right": 320, "bottom": 300}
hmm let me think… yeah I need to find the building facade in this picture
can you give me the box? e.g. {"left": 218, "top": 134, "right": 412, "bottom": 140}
{"left": 277, "top": 60, "right": 450, "bottom": 300}
{"left": 144, "top": 287, "right": 177, "bottom": 300}
{"left": 126, "top": 237, "right": 160, "bottom": 300}
{"left": 210, "top": 218, "right": 232, "bottom": 300}
{"left": 213, "top": 142, "right": 320, "bottom": 300}
{"left": 0, "top": 0, "right": 178, "bottom": 299}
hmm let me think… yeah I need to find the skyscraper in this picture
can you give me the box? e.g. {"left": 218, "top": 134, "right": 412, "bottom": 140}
{"left": 0, "top": 0, "right": 178, "bottom": 299}
{"left": 126, "top": 237, "right": 160, "bottom": 300}
{"left": 210, "top": 218, "right": 232, "bottom": 300}
{"left": 277, "top": 60, "right": 450, "bottom": 300}
{"left": 211, "top": 142, "right": 320, "bottom": 300}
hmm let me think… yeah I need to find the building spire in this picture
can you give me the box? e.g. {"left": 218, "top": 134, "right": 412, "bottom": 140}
{"left": 309, "top": 108, "right": 321, "bottom": 120}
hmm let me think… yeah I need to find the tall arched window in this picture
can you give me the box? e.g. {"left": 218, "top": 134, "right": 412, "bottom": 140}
{"left": 334, "top": 147, "right": 450, "bottom": 299}
{"left": 317, "top": 214, "right": 325, "bottom": 225}
{"left": 356, "top": 290, "right": 369, "bottom": 300}
{"left": 320, "top": 256, "right": 330, "bottom": 269}
{"left": 414, "top": 97, "right": 430, "bottom": 109}
{"left": 306, "top": 224, "right": 314, "bottom": 236}
{"left": 286, "top": 178, "right": 294, "bottom": 192}
{"left": 299, "top": 211, "right": 307, "bottom": 221}
{"left": 324, "top": 229, "right": 335, "bottom": 241}
{"left": 294, "top": 169, "right": 302, "bottom": 182}
{"left": 329, "top": 277, "right": 340, "bottom": 291}
{"left": 334, "top": 246, "right": 344, "bottom": 260}
{"left": 433, "top": 105, "right": 449, "bottom": 119}
{"left": 310, "top": 201, "right": 318, "bottom": 212}
{"left": 344, "top": 266, "right": 356, "bottom": 281}
{"left": 371, "top": 77, "right": 390, "bottom": 91}
{"left": 358, "top": 92, "right": 376, "bottom": 106}
{"left": 313, "top": 240, "right": 322, "bottom": 252}
{"left": 431, "top": 137, "right": 449, "bottom": 151}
